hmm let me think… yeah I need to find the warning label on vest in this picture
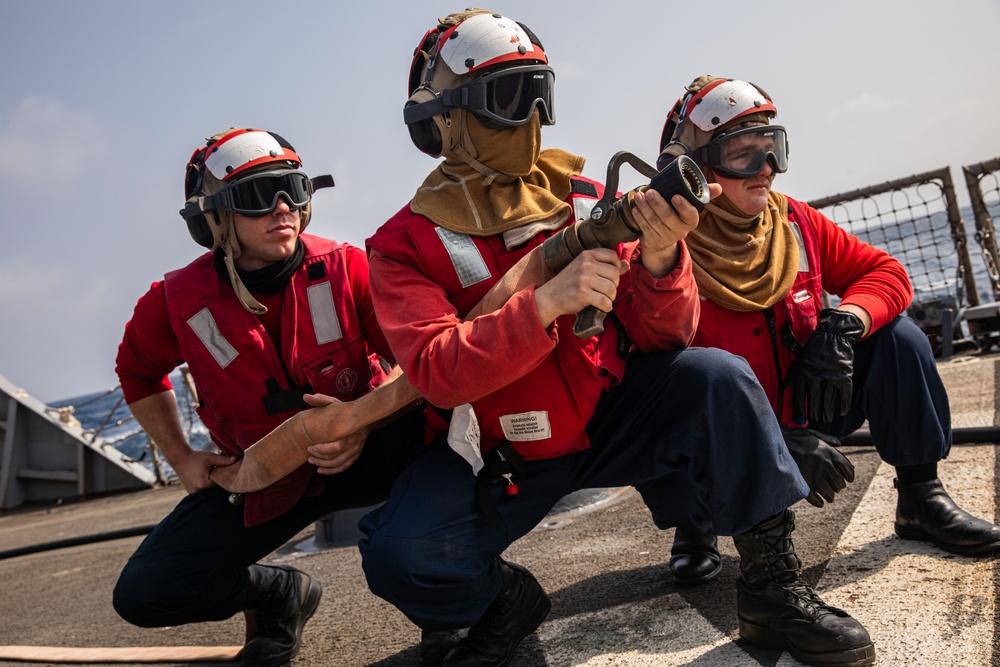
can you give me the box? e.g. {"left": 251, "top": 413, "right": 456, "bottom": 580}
{"left": 499, "top": 411, "right": 551, "bottom": 441}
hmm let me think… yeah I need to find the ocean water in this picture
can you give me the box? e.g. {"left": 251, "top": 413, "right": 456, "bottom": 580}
{"left": 49, "top": 373, "right": 209, "bottom": 480}
{"left": 49, "top": 205, "right": 1000, "bottom": 475}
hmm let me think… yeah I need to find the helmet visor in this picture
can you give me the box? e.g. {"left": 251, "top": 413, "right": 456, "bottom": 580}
{"left": 215, "top": 169, "right": 315, "bottom": 216}
{"left": 404, "top": 65, "right": 555, "bottom": 128}
{"left": 690, "top": 125, "right": 788, "bottom": 179}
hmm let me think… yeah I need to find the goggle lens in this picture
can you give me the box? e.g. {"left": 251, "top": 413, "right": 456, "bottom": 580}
{"left": 224, "top": 170, "right": 313, "bottom": 216}
{"left": 480, "top": 67, "right": 555, "bottom": 126}
{"left": 691, "top": 125, "right": 789, "bottom": 179}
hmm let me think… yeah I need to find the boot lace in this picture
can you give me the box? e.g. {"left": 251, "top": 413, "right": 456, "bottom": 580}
{"left": 752, "top": 518, "right": 842, "bottom": 618}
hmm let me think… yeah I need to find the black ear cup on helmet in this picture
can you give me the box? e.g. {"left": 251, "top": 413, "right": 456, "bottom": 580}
{"left": 405, "top": 100, "right": 444, "bottom": 156}
{"left": 181, "top": 149, "right": 215, "bottom": 247}
{"left": 405, "top": 29, "right": 444, "bottom": 156}
{"left": 185, "top": 212, "right": 215, "bottom": 249}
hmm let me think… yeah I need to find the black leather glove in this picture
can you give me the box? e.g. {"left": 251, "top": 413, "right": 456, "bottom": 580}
{"left": 787, "top": 308, "right": 865, "bottom": 423}
{"left": 780, "top": 423, "right": 855, "bottom": 507}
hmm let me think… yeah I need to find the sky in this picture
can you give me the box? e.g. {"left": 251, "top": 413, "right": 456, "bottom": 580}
{"left": 1, "top": 0, "right": 999, "bottom": 403}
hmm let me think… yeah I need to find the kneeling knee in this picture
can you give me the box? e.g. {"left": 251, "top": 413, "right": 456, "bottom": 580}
{"left": 360, "top": 536, "right": 416, "bottom": 598}
{"left": 676, "top": 348, "right": 756, "bottom": 392}
{"left": 113, "top": 564, "right": 164, "bottom": 627}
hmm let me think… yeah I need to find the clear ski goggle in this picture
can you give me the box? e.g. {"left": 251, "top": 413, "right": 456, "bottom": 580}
{"left": 687, "top": 125, "right": 788, "bottom": 179}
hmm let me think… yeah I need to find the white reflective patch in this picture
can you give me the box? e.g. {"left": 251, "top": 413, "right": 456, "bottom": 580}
{"left": 307, "top": 282, "right": 343, "bottom": 344}
{"left": 205, "top": 130, "right": 286, "bottom": 180}
{"left": 436, "top": 227, "right": 492, "bottom": 288}
{"left": 187, "top": 308, "right": 238, "bottom": 368}
{"left": 447, "top": 403, "right": 484, "bottom": 475}
{"left": 574, "top": 197, "right": 597, "bottom": 222}
{"left": 499, "top": 411, "right": 551, "bottom": 441}
{"left": 789, "top": 221, "right": 809, "bottom": 272}
{"left": 439, "top": 13, "right": 536, "bottom": 75}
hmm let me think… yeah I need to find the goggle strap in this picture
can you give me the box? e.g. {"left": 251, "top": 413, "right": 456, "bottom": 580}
{"left": 403, "top": 84, "right": 491, "bottom": 122}
{"left": 404, "top": 95, "right": 450, "bottom": 125}
{"left": 311, "top": 174, "right": 335, "bottom": 191}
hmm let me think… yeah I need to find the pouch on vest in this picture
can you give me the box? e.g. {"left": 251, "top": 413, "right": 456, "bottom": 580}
{"left": 475, "top": 441, "right": 526, "bottom": 527}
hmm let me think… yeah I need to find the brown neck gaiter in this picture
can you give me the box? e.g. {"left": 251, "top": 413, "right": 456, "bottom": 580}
{"left": 685, "top": 189, "right": 799, "bottom": 311}
{"left": 410, "top": 112, "right": 584, "bottom": 237}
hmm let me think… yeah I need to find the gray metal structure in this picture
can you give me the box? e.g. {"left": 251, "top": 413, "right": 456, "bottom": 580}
{"left": 808, "top": 160, "right": 1000, "bottom": 357}
{"left": 0, "top": 374, "right": 155, "bottom": 510}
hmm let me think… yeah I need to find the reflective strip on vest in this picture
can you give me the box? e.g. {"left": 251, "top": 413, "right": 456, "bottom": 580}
{"left": 307, "top": 281, "right": 343, "bottom": 344}
{"left": 574, "top": 196, "right": 597, "bottom": 222}
{"left": 435, "top": 227, "right": 492, "bottom": 288}
{"left": 187, "top": 308, "right": 239, "bottom": 368}
{"left": 789, "top": 221, "right": 810, "bottom": 272}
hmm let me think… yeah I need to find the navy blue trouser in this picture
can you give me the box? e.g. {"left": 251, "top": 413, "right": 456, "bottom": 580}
{"left": 358, "top": 347, "right": 809, "bottom": 631}
{"left": 677, "top": 315, "right": 953, "bottom": 534}
{"left": 113, "top": 411, "right": 423, "bottom": 628}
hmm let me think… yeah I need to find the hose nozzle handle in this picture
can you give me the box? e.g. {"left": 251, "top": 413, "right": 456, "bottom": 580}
{"left": 570, "top": 154, "right": 710, "bottom": 338}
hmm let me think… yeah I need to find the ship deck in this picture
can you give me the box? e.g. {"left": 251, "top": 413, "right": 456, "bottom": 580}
{"left": 1, "top": 350, "right": 999, "bottom": 666}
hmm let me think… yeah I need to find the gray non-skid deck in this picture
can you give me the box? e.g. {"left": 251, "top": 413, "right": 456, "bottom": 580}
{"left": 1, "top": 351, "right": 999, "bottom": 666}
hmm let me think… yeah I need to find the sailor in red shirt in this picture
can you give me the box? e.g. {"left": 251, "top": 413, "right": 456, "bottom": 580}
{"left": 656, "top": 76, "right": 1000, "bottom": 593}
{"left": 112, "top": 128, "right": 423, "bottom": 667}
{"left": 357, "top": 11, "right": 875, "bottom": 667}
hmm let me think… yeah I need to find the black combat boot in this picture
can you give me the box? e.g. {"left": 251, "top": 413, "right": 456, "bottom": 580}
{"left": 894, "top": 478, "right": 1000, "bottom": 555}
{"left": 733, "top": 510, "right": 875, "bottom": 666}
{"left": 442, "top": 559, "right": 551, "bottom": 667}
{"left": 670, "top": 524, "right": 722, "bottom": 585}
{"left": 242, "top": 564, "right": 323, "bottom": 667}
{"left": 420, "top": 628, "right": 468, "bottom": 667}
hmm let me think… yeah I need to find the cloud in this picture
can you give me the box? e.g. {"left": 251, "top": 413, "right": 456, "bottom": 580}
{"left": 0, "top": 96, "right": 111, "bottom": 188}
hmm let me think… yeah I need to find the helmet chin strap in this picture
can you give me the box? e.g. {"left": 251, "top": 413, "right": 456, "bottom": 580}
{"left": 208, "top": 210, "right": 267, "bottom": 315}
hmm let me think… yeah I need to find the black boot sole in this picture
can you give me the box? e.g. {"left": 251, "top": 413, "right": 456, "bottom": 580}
{"left": 669, "top": 558, "right": 722, "bottom": 586}
{"left": 739, "top": 617, "right": 876, "bottom": 666}
{"left": 895, "top": 523, "right": 1000, "bottom": 556}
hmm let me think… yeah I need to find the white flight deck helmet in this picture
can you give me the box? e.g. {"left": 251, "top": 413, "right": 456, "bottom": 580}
{"left": 403, "top": 9, "right": 554, "bottom": 163}
{"left": 657, "top": 76, "right": 781, "bottom": 172}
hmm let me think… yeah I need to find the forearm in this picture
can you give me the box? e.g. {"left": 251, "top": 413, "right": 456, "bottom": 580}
{"left": 369, "top": 252, "right": 554, "bottom": 407}
{"left": 638, "top": 242, "right": 680, "bottom": 279}
{"left": 126, "top": 391, "right": 194, "bottom": 470}
{"left": 621, "top": 243, "right": 700, "bottom": 350}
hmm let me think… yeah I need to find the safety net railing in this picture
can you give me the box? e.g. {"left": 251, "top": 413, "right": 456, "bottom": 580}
{"left": 807, "top": 167, "right": 980, "bottom": 356}
{"left": 963, "top": 156, "right": 1000, "bottom": 302}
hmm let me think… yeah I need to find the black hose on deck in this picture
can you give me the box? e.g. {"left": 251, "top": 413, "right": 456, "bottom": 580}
{"left": 841, "top": 425, "right": 1000, "bottom": 448}
{"left": 0, "top": 524, "right": 156, "bottom": 561}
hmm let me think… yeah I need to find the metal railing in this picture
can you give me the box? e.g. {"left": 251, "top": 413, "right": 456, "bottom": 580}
{"left": 963, "top": 157, "right": 1000, "bottom": 301}
{"left": 807, "top": 160, "right": 1000, "bottom": 356}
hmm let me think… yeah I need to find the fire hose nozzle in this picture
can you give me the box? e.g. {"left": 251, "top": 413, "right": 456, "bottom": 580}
{"left": 542, "top": 153, "right": 710, "bottom": 338}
